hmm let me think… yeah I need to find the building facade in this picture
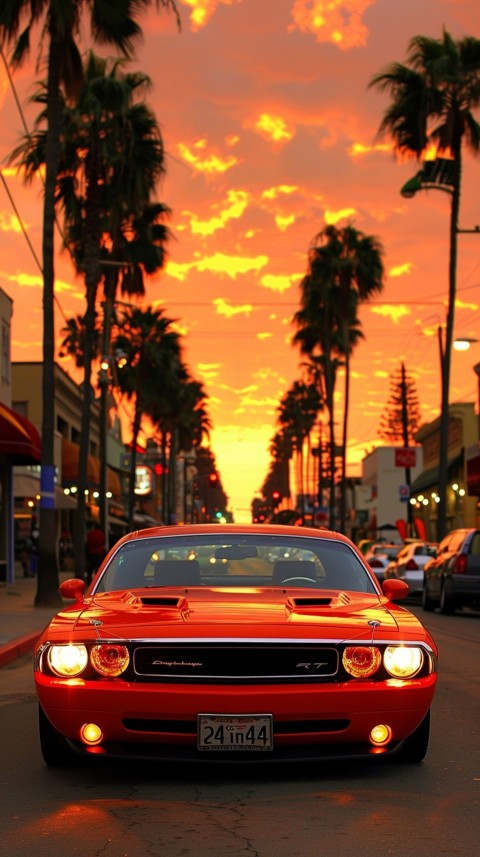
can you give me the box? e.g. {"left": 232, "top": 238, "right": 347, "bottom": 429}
{"left": 360, "top": 445, "right": 424, "bottom": 542}
{"left": 0, "top": 292, "right": 41, "bottom": 583}
{"left": 410, "top": 402, "right": 479, "bottom": 540}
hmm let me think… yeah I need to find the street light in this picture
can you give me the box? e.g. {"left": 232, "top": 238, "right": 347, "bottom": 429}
{"left": 400, "top": 157, "right": 480, "bottom": 541}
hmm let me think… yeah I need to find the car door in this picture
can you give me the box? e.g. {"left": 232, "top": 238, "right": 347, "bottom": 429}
{"left": 427, "top": 534, "right": 453, "bottom": 598}
{"left": 466, "top": 530, "right": 480, "bottom": 579}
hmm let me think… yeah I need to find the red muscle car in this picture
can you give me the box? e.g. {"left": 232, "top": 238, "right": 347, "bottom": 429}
{"left": 34, "top": 524, "right": 438, "bottom": 766}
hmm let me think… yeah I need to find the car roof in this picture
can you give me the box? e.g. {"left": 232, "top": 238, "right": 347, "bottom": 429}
{"left": 117, "top": 523, "right": 357, "bottom": 547}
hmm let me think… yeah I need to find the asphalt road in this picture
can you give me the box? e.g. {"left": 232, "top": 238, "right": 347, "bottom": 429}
{"left": 1, "top": 607, "right": 479, "bottom": 857}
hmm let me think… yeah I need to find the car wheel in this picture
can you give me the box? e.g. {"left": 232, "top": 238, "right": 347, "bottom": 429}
{"left": 421, "top": 580, "right": 435, "bottom": 612}
{"left": 439, "top": 581, "right": 456, "bottom": 615}
{"left": 38, "top": 705, "right": 78, "bottom": 767}
{"left": 394, "top": 710, "right": 430, "bottom": 763}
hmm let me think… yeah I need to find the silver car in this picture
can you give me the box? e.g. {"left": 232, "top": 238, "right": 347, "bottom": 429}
{"left": 385, "top": 542, "right": 437, "bottom": 595}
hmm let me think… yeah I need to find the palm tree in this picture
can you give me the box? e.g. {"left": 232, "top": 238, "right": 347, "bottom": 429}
{"left": 313, "top": 226, "right": 384, "bottom": 532}
{"left": 111, "top": 305, "right": 184, "bottom": 529}
{"left": 13, "top": 51, "right": 172, "bottom": 574}
{"left": 262, "top": 431, "right": 293, "bottom": 513}
{"left": 0, "top": 0, "right": 180, "bottom": 605}
{"left": 369, "top": 29, "right": 480, "bottom": 540}
{"left": 59, "top": 57, "right": 169, "bottom": 567}
{"left": 148, "top": 375, "right": 212, "bottom": 523}
{"left": 276, "top": 381, "right": 322, "bottom": 514}
{"left": 293, "top": 225, "right": 383, "bottom": 531}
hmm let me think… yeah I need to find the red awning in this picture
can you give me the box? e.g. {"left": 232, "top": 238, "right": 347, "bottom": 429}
{"left": 62, "top": 439, "right": 100, "bottom": 486}
{"left": 0, "top": 402, "right": 41, "bottom": 463}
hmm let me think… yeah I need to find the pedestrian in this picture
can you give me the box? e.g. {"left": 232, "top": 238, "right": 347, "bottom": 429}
{"left": 29, "top": 526, "right": 39, "bottom": 576}
{"left": 20, "top": 540, "right": 30, "bottom": 578}
{"left": 85, "top": 522, "right": 106, "bottom": 585}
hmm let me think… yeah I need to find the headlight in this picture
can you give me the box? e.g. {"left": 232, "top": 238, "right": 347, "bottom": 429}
{"left": 90, "top": 644, "right": 130, "bottom": 677}
{"left": 47, "top": 644, "right": 88, "bottom": 677}
{"left": 383, "top": 646, "right": 423, "bottom": 678}
{"left": 342, "top": 646, "right": 382, "bottom": 678}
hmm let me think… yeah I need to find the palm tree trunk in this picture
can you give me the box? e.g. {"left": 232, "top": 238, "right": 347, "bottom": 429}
{"left": 128, "top": 399, "right": 143, "bottom": 530}
{"left": 339, "top": 320, "right": 350, "bottom": 534}
{"left": 437, "top": 146, "right": 461, "bottom": 542}
{"left": 36, "top": 30, "right": 62, "bottom": 607}
{"left": 324, "top": 357, "right": 336, "bottom": 530}
{"left": 74, "top": 152, "right": 102, "bottom": 577}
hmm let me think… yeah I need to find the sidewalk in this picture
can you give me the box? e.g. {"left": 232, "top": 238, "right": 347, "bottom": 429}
{"left": 0, "top": 572, "right": 73, "bottom": 668}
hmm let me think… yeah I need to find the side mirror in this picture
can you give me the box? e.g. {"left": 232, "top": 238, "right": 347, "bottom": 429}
{"left": 60, "top": 578, "right": 86, "bottom": 601}
{"left": 382, "top": 578, "right": 409, "bottom": 601}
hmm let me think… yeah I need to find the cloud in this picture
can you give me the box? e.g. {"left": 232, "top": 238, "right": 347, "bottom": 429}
{"left": 181, "top": 189, "right": 249, "bottom": 236}
{"left": 348, "top": 142, "right": 392, "bottom": 158}
{"left": 176, "top": 139, "right": 240, "bottom": 174}
{"left": 370, "top": 304, "right": 411, "bottom": 324}
{"left": 179, "top": 0, "right": 242, "bottom": 31}
{"left": 254, "top": 114, "right": 295, "bottom": 144}
{"left": 213, "top": 298, "right": 253, "bottom": 317}
{"left": 0, "top": 212, "right": 22, "bottom": 233}
{"left": 275, "top": 214, "right": 296, "bottom": 231}
{"left": 262, "top": 185, "right": 299, "bottom": 200}
{"left": 260, "top": 273, "right": 301, "bottom": 294}
{"left": 388, "top": 263, "right": 413, "bottom": 278}
{"left": 289, "top": 0, "right": 376, "bottom": 50}
{"left": 197, "top": 362, "right": 222, "bottom": 382}
{"left": 2, "top": 271, "right": 42, "bottom": 288}
{"left": 196, "top": 252, "right": 269, "bottom": 277}
{"left": 165, "top": 251, "right": 268, "bottom": 281}
{"left": 324, "top": 208, "right": 357, "bottom": 225}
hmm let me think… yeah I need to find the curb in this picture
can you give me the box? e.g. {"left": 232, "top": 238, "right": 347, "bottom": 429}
{"left": 0, "top": 630, "right": 42, "bottom": 669}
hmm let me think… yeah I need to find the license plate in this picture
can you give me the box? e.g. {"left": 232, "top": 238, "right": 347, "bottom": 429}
{"left": 198, "top": 714, "right": 273, "bottom": 751}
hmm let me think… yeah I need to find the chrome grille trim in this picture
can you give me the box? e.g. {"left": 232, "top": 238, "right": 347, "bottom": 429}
{"left": 132, "top": 644, "right": 340, "bottom": 680}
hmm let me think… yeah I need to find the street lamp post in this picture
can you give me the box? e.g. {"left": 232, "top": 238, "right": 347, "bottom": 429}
{"left": 401, "top": 159, "right": 480, "bottom": 541}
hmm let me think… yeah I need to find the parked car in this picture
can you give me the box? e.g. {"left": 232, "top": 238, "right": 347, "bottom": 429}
{"left": 364, "top": 543, "right": 403, "bottom": 583}
{"left": 34, "top": 523, "right": 437, "bottom": 766}
{"left": 384, "top": 541, "right": 438, "bottom": 596}
{"left": 422, "top": 528, "right": 480, "bottom": 614}
{"left": 357, "top": 538, "right": 375, "bottom": 556}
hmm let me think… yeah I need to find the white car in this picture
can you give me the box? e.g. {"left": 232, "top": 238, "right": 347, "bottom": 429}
{"left": 385, "top": 541, "right": 438, "bottom": 595}
{"left": 365, "top": 543, "right": 403, "bottom": 583}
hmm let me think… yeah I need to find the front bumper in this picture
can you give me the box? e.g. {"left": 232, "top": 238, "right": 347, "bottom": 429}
{"left": 36, "top": 672, "right": 436, "bottom": 762}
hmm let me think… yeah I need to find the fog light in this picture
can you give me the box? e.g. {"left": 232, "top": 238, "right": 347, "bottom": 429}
{"left": 370, "top": 724, "right": 392, "bottom": 746}
{"left": 81, "top": 723, "right": 103, "bottom": 745}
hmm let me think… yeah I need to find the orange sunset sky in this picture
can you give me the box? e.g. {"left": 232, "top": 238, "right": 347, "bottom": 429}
{"left": 1, "top": 0, "right": 479, "bottom": 521}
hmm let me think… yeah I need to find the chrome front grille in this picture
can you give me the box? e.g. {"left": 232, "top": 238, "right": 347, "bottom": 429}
{"left": 132, "top": 644, "right": 339, "bottom": 681}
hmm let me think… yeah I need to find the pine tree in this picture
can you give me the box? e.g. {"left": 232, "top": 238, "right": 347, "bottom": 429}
{"left": 378, "top": 363, "right": 421, "bottom": 446}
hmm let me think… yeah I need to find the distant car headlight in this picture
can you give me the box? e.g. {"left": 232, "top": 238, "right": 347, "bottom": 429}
{"left": 342, "top": 646, "right": 382, "bottom": 677}
{"left": 383, "top": 646, "right": 423, "bottom": 678}
{"left": 90, "top": 644, "right": 130, "bottom": 677}
{"left": 47, "top": 644, "right": 88, "bottom": 677}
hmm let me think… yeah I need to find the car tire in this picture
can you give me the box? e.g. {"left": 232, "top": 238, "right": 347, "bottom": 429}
{"left": 439, "top": 581, "right": 455, "bottom": 615}
{"left": 38, "top": 705, "right": 78, "bottom": 767}
{"left": 421, "top": 581, "right": 435, "bottom": 612}
{"left": 393, "top": 710, "right": 430, "bottom": 763}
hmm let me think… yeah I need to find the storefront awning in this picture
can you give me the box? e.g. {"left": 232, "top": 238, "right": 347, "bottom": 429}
{"left": 0, "top": 402, "right": 41, "bottom": 463}
{"left": 410, "top": 453, "right": 463, "bottom": 493}
{"left": 14, "top": 473, "right": 77, "bottom": 509}
{"left": 108, "top": 468, "right": 122, "bottom": 497}
{"left": 62, "top": 439, "right": 100, "bottom": 486}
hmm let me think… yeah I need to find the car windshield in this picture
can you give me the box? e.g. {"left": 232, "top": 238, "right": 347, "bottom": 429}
{"left": 94, "top": 533, "right": 377, "bottom": 594}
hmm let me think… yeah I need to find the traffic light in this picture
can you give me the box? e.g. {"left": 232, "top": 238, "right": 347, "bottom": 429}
{"left": 209, "top": 472, "right": 219, "bottom": 485}
{"left": 271, "top": 490, "right": 282, "bottom": 507}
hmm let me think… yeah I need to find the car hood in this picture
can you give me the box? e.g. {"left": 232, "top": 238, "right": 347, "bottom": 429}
{"left": 42, "top": 587, "right": 426, "bottom": 643}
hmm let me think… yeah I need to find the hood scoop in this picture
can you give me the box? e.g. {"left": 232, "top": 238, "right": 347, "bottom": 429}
{"left": 291, "top": 592, "right": 351, "bottom": 609}
{"left": 140, "top": 595, "right": 186, "bottom": 607}
{"left": 292, "top": 597, "right": 332, "bottom": 607}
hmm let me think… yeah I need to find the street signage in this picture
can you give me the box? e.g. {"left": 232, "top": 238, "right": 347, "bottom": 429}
{"left": 395, "top": 448, "right": 416, "bottom": 468}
